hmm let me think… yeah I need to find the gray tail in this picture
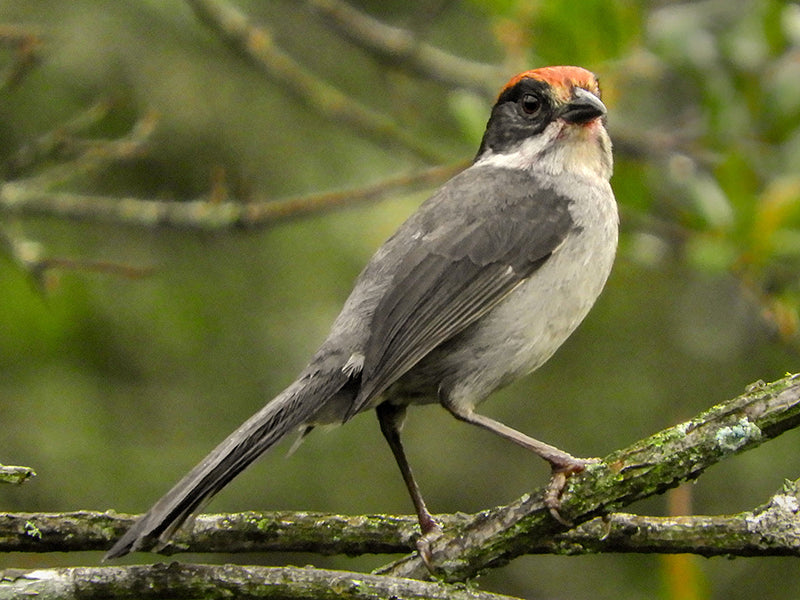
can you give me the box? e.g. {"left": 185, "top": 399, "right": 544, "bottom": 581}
{"left": 105, "top": 374, "right": 341, "bottom": 560}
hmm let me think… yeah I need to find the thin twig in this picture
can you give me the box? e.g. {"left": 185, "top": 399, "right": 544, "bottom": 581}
{"left": 32, "top": 257, "right": 155, "bottom": 280}
{"left": 0, "top": 162, "right": 466, "bottom": 229}
{"left": 0, "top": 465, "right": 36, "bottom": 485}
{"left": 1, "top": 99, "right": 116, "bottom": 179}
{"left": 185, "top": 0, "right": 444, "bottom": 163}
{"left": 303, "top": 0, "right": 502, "bottom": 97}
{"left": 0, "top": 227, "right": 153, "bottom": 291}
{"left": 17, "top": 111, "right": 157, "bottom": 191}
{"left": 0, "top": 25, "right": 43, "bottom": 91}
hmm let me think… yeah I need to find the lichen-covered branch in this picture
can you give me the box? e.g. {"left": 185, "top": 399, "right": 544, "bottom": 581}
{"left": 4, "top": 479, "right": 800, "bottom": 558}
{"left": 0, "top": 510, "right": 426, "bottom": 554}
{"left": 377, "top": 374, "right": 800, "bottom": 581}
{"left": 1, "top": 376, "right": 799, "bottom": 571}
{"left": 0, "top": 465, "right": 35, "bottom": 485}
{"left": 528, "top": 480, "right": 800, "bottom": 557}
{"left": 0, "top": 563, "right": 519, "bottom": 600}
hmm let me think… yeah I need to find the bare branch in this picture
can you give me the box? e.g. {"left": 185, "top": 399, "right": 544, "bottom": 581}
{"left": 0, "top": 162, "right": 465, "bottom": 229}
{"left": 0, "top": 25, "right": 43, "bottom": 91}
{"left": 185, "top": 0, "right": 444, "bottom": 163}
{"left": 303, "top": 0, "right": 502, "bottom": 97}
{"left": 1, "top": 100, "right": 115, "bottom": 179}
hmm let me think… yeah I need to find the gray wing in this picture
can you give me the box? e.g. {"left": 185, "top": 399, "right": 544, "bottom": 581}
{"left": 349, "top": 168, "right": 575, "bottom": 416}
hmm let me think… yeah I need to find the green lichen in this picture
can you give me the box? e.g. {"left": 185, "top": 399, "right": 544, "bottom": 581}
{"left": 23, "top": 521, "right": 42, "bottom": 539}
{"left": 0, "top": 464, "right": 36, "bottom": 485}
{"left": 256, "top": 518, "right": 273, "bottom": 532}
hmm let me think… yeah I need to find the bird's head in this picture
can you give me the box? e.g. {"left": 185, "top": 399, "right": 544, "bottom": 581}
{"left": 475, "top": 66, "right": 612, "bottom": 181}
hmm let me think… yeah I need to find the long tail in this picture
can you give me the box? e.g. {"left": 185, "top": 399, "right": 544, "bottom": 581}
{"left": 105, "top": 372, "right": 345, "bottom": 560}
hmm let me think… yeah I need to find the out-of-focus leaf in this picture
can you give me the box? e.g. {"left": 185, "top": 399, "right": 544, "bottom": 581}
{"left": 685, "top": 234, "right": 739, "bottom": 273}
{"left": 750, "top": 176, "right": 800, "bottom": 263}
{"left": 447, "top": 88, "right": 489, "bottom": 148}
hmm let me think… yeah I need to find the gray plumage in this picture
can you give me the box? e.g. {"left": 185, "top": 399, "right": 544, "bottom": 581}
{"left": 105, "top": 66, "right": 618, "bottom": 560}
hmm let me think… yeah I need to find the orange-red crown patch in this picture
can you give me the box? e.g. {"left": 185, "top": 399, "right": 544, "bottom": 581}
{"left": 500, "top": 66, "right": 600, "bottom": 102}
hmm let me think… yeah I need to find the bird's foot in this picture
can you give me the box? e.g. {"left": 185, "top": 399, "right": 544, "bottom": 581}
{"left": 544, "top": 456, "right": 601, "bottom": 526}
{"left": 415, "top": 520, "right": 444, "bottom": 573}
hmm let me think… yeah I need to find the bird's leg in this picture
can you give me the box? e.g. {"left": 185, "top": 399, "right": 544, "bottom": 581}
{"left": 441, "top": 401, "right": 592, "bottom": 525}
{"left": 376, "top": 402, "right": 442, "bottom": 569}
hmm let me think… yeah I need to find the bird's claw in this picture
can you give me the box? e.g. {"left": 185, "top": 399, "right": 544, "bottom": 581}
{"left": 416, "top": 521, "right": 444, "bottom": 572}
{"left": 544, "top": 457, "right": 601, "bottom": 526}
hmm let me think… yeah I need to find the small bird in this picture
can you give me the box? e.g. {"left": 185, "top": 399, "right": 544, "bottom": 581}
{"left": 105, "top": 66, "right": 618, "bottom": 563}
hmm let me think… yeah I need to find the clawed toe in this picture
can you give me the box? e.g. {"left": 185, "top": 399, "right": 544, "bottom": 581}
{"left": 416, "top": 522, "right": 444, "bottom": 572}
{"left": 544, "top": 457, "right": 601, "bottom": 525}
{"left": 544, "top": 470, "right": 572, "bottom": 525}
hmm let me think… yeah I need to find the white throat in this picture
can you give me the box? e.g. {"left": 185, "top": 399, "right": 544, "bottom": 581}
{"left": 475, "top": 120, "right": 613, "bottom": 182}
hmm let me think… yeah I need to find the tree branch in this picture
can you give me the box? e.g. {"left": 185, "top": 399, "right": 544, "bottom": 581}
{"left": 302, "top": 0, "right": 503, "bottom": 97}
{"left": 1, "top": 99, "right": 115, "bottom": 179}
{"left": 0, "top": 563, "right": 519, "bottom": 600}
{"left": 0, "top": 24, "right": 42, "bottom": 91}
{"left": 528, "top": 481, "right": 800, "bottom": 557}
{"left": 14, "top": 111, "right": 157, "bottom": 191}
{"left": 377, "top": 374, "right": 800, "bottom": 581}
{"left": 0, "top": 162, "right": 465, "bottom": 230}
{"left": 0, "top": 226, "right": 153, "bottom": 292}
{"left": 0, "top": 510, "right": 426, "bottom": 554}
{"left": 1, "top": 376, "right": 799, "bottom": 567}
{"left": 3, "top": 479, "right": 800, "bottom": 557}
{"left": 0, "top": 465, "right": 35, "bottom": 485}
{"left": 185, "top": 0, "right": 444, "bottom": 163}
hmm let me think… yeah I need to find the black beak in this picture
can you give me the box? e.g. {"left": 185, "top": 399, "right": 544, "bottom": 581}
{"left": 559, "top": 87, "right": 607, "bottom": 124}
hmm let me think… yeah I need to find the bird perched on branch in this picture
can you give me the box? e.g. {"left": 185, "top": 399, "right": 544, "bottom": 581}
{"left": 106, "top": 65, "right": 618, "bottom": 565}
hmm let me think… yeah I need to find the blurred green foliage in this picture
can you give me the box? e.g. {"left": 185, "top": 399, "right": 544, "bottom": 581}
{"left": 0, "top": 1, "right": 798, "bottom": 599}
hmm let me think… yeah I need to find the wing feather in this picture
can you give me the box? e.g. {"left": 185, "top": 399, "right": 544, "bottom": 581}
{"left": 348, "top": 168, "right": 575, "bottom": 416}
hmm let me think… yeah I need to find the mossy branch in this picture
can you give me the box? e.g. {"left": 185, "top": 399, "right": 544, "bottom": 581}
{"left": 378, "top": 374, "right": 800, "bottom": 580}
{"left": 3, "top": 480, "right": 800, "bottom": 557}
{"left": 0, "top": 563, "right": 518, "bottom": 600}
{"left": 1, "top": 376, "right": 799, "bottom": 571}
{"left": 0, "top": 465, "right": 35, "bottom": 485}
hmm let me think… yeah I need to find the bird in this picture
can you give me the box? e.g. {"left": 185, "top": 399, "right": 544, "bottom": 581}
{"left": 105, "top": 65, "right": 618, "bottom": 564}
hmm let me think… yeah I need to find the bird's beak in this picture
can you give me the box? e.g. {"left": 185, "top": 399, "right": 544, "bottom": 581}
{"left": 559, "top": 87, "right": 607, "bottom": 124}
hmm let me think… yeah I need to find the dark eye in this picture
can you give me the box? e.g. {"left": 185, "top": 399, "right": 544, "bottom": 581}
{"left": 520, "top": 93, "right": 542, "bottom": 115}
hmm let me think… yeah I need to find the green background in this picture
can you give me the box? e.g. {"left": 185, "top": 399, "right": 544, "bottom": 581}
{"left": 1, "top": 1, "right": 799, "bottom": 598}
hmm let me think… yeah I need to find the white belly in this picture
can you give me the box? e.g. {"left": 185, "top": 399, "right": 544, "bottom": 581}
{"left": 392, "top": 177, "right": 618, "bottom": 409}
